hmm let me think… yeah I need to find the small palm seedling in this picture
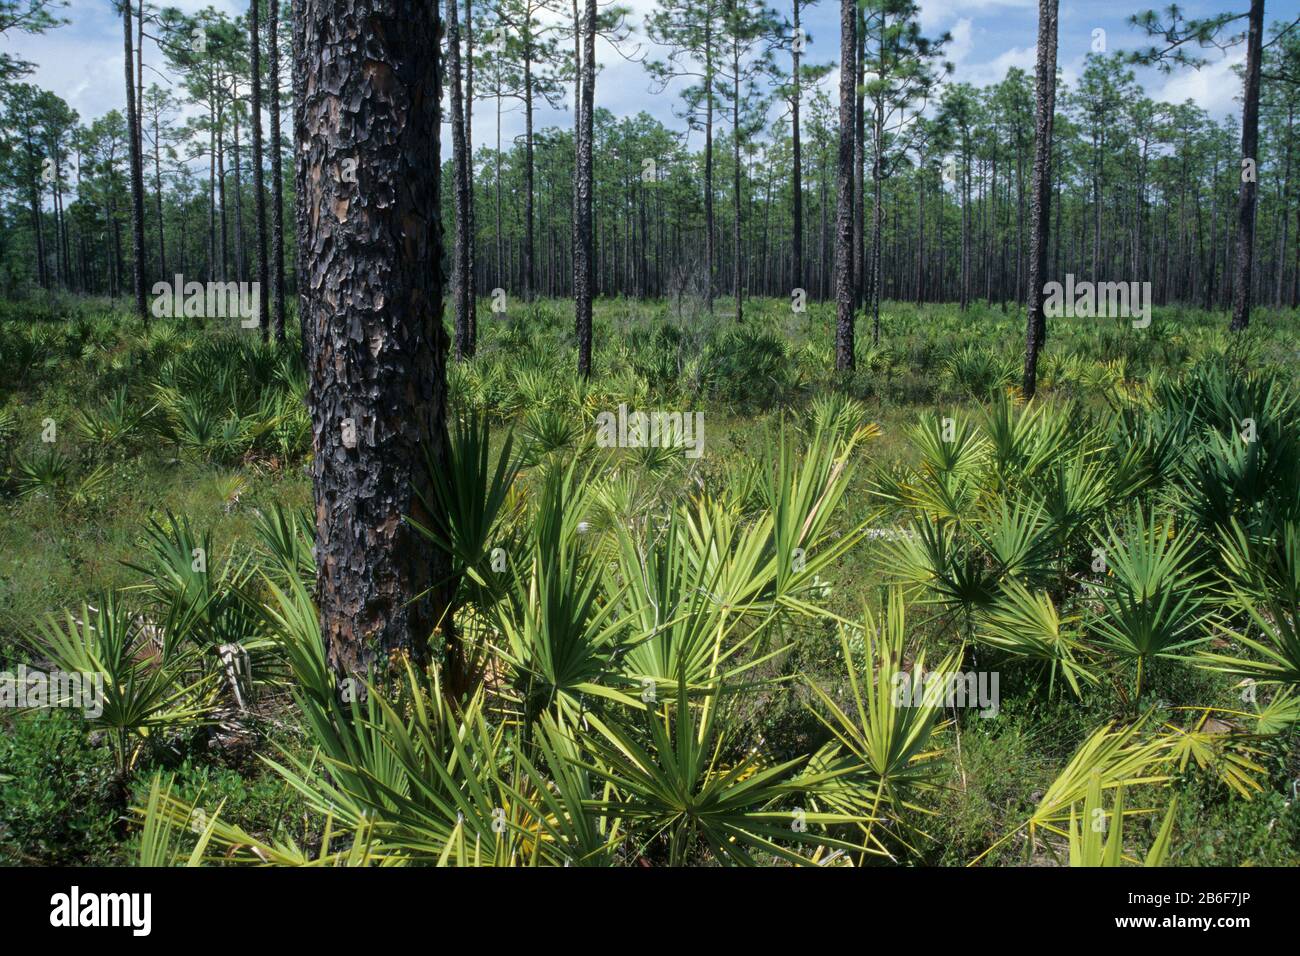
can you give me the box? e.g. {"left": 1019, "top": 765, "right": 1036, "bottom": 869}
{"left": 580, "top": 674, "right": 864, "bottom": 866}
{"left": 73, "top": 386, "right": 154, "bottom": 451}
{"left": 31, "top": 593, "right": 217, "bottom": 773}
{"left": 804, "top": 588, "right": 958, "bottom": 860}
{"left": 11, "top": 447, "right": 74, "bottom": 500}
{"left": 1089, "top": 506, "right": 1209, "bottom": 697}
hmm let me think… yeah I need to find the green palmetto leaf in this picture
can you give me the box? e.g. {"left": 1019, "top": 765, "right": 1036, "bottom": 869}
{"left": 975, "top": 716, "right": 1173, "bottom": 865}
{"left": 882, "top": 512, "right": 1000, "bottom": 624}
{"left": 762, "top": 414, "right": 879, "bottom": 607}
{"left": 879, "top": 412, "right": 990, "bottom": 523}
{"left": 803, "top": 588, "right": 955, "bottom": 858}
{"left": 1067, "top": 773, "right": 1178, "bottom": 867}
{"left": 981, "top": 392, "right": 1077, "bottom": 493}
{"left": 971, "top": 495, "right": 1056, "bottom": 583}
{"left": 31, "top": 594, "right": 217, "bottom": 771}
{"left": 415, "top": 412, "right": 522, "bottom": 592}
{"left": 1160, "top": 708, "right": 1267, "bottom": 799}
{"left": 976, "top": 581, "right": 1098, "bottom": 697}
{"left": 611, "top": 507, "right": 778, "bottom": 695}
{"left": 1090, "top": 506, "right": 1210, "bottom": 691}
{"left": 1196, "top": 591, "right": 1300, "bottom": 687}
{"left": 504, "top": 713, "right": 622, "bottom": 866}
{"left": 577, "top": 676, "right": 867, "bottom": 866}
{"left": 135, "top": 774, "right": 220, "bottom": 867}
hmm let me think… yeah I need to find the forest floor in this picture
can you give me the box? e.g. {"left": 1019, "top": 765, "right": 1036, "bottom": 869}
{"left": 1, "top": 293, "right": 1298, "bottom": 865}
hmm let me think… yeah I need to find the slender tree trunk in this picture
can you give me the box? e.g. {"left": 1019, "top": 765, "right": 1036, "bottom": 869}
{"left": 730, "top": 13, "right": 743, "bottom": 324}
{"left": 251, "top": 0, "right": 269, "bottom": 339}
{"left": 448, "top": 0, "right": 472, "bottom": 358}
{"left": 523, "top": 41, "right": 536, "bottom": 300}
{"left": 464, "top": 0, "right": 475, "bottom": 344}
{"left": 1230, "top": 0, "right": 1264, "bottom": 332}
{"left": 834, "top": 0, "right": 856, "bottom": 372}
{"left": 574, "top": 0, "right": 595, "bottom": 377}
{"left": 791, "top": 0, "right": 803, "bottom": 293}
{"left": 123, "top": 0, "right": 148, "bottom": 324}
{"left": 705, "top": 21, "right": 715, "bottom": 312}
{"left": 1022, "top": 0, "right": 1058, "bottom": 399}
{"left": 269, "top": 0, "right": 287, "bottom": 341}
{"left": 153, "top": 109, "right": 166, "bottom": 278}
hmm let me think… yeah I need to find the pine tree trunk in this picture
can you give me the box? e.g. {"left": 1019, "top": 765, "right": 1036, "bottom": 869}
{"left": 123, "top": 0, "right": 148, "bottom": 324}
{"left": 251, "top": 0, "right": 269, "bottom": 340}
{"left": 448, "top": 0, "right": 472, "bottom": 358}
{"left": 1230, "top": 0, "right": 1264, "bottom": 332}
{"left": 269, "top": 0, "right": 287, "bottom": 341}
{"left": 574, "top": 0, "right": 595, "bottom": 377}
{"left": 834, "top": 0, "right": 856, "bottom": 372}
{"left": 791, "top": 0, "right": 803, "bottom": 293}
{"left": 1022, "top": 0, "right": 1058, "bottom": 399}
{"left": 294, "top": 0, "right": 453, "bottom": 680}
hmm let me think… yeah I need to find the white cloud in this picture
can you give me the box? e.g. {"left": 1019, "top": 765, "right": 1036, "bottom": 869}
{"left": 918, "top": 0, "right": 1035, "bottom": 33}
{"left": 1152, "top": 51, "right": 1245, "bottom": 120}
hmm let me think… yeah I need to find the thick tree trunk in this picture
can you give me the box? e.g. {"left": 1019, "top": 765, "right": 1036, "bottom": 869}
{"left": 1022, "top": 0, "right": 1058, "bottom": 399}
{"left": 834, "top": 0, "right": 855, "bottom": 372}
{"left": 295, "top": 0, "right": 453, "bottom": 680}
{"left": 1230, "top": 0, "right": 1264, "bottom": 332}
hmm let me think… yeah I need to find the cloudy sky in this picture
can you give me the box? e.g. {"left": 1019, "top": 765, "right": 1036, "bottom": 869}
{"left": 4, "top": 0, "right": 1297, "bottom": 159}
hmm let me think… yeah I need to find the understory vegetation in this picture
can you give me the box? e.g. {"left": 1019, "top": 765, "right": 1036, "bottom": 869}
{"left": 2, "top": 293, "right": 1299, "bottom": 866}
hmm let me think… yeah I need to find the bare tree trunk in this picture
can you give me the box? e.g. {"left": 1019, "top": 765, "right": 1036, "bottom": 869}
{"left": 1022, "top": 0, "right": 1058, "bottom": 399}
{"left": 269, "top": 0, "right": 286, "bottom": 341}
{"left": 791, "top": 0, "right": 803, "bottom": 293}
{"left": 448, "top": 0, "right": 473, "bottom": 358}
{"left": 834, "top": 0, "right": 856, "bottom": 372}
{"left": 295, "top": 0, "right": 453, "bottom": 681}
{"left": 251, "top": 0, "right": 269, "bottom": 339}
{"left": 122, "top": 0, "right": 148, "bottom": 324}
{"left": 574, "top": 0, "right": 595, "bottom": 377}
{"left": 1230, "top": 0, "right": 1264, "bottom": 332}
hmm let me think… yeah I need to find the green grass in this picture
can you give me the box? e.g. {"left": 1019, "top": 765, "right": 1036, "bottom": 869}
{"left": 2, "top": 291, "right": 1298, "bottom": 865}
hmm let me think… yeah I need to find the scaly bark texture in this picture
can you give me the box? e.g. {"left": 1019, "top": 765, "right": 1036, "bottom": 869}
{"left": 1230, "top": 0, "right": 1264, "bottom": 332}
{"left": 251, "top": 0, "right": 269, "bottom": 339}
{"left": 834, "top": 0, "right": 855, "bottom": 372}
{"left": 448, "top": 0, "right": 473, "bottom": 359}
{"left": 574, "top": 0, "right": 595, "bottom": 377}
{"left": 1022, "top": 0, "right": 1058, "bottom": 399}
{"left": 294, "top": 0, "right": 452, "bottom": 679}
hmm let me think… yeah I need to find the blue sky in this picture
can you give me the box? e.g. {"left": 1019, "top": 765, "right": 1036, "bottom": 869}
{"left": 4, "top": 0, "right": 1299, "bottom": 159}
